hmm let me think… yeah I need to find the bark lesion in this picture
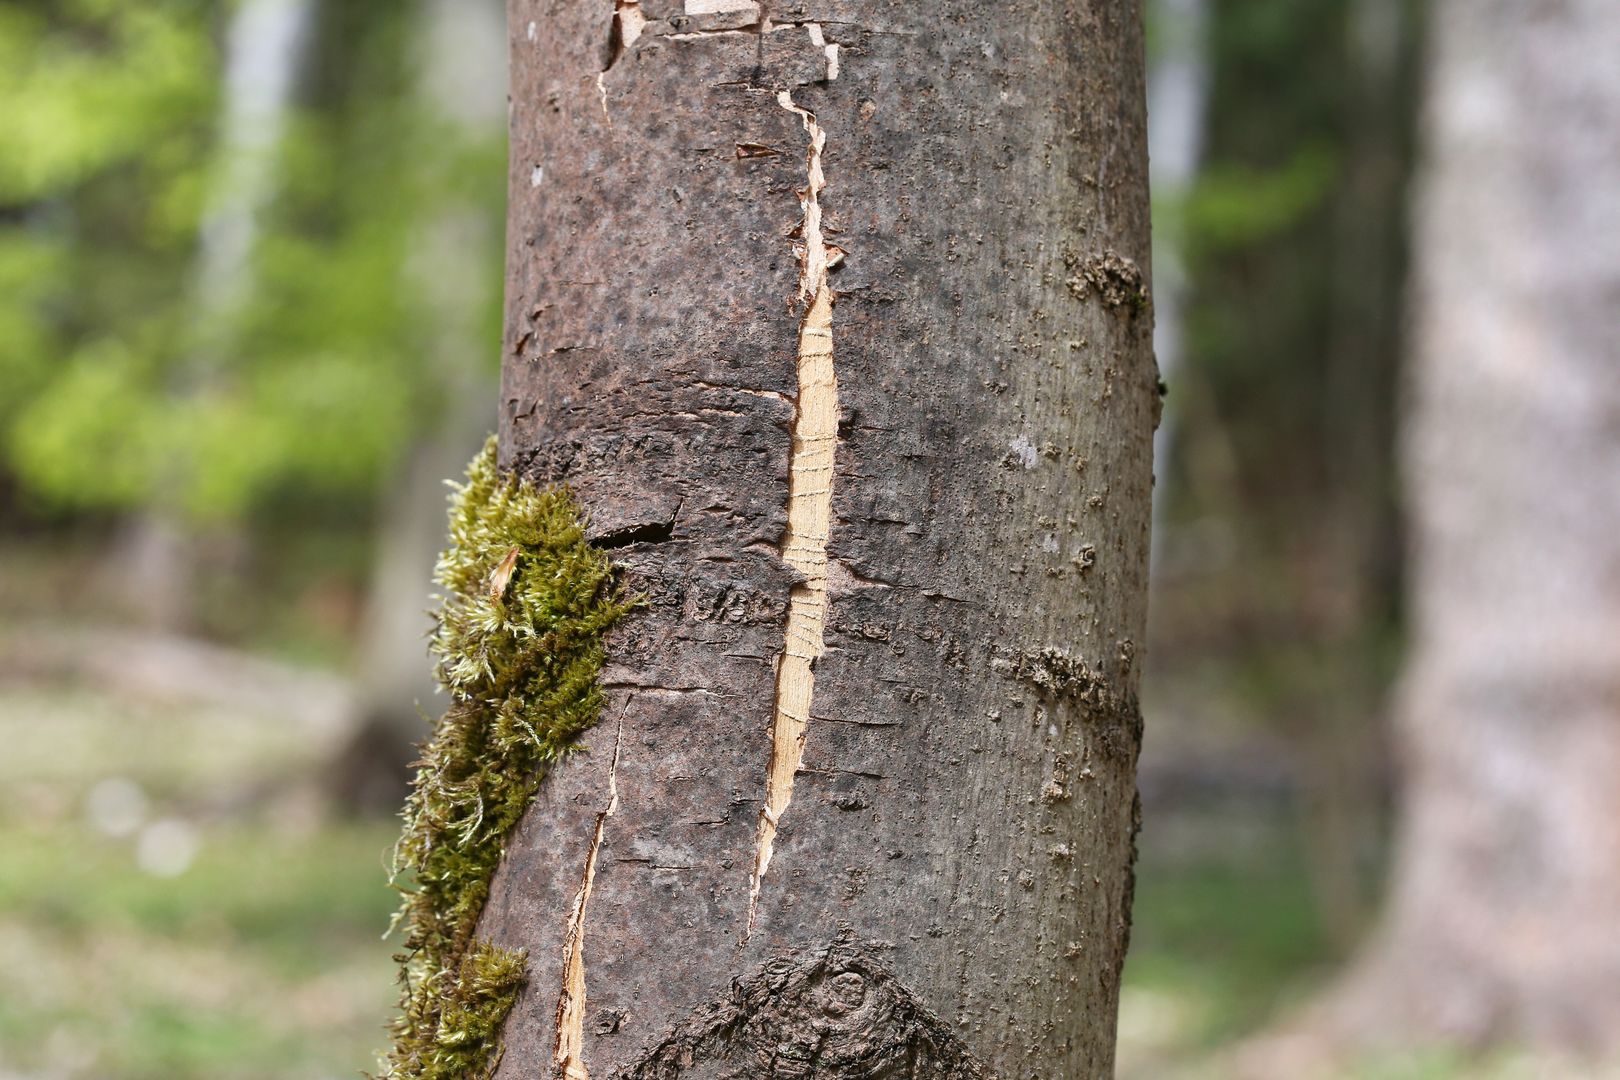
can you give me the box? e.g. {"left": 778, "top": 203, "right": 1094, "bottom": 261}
{"left": 747, "top": 71, "right": 842, "bottom": 935}
{"left": 555, "top": 707, "right": 630, "bottom": 1080}
{"left": 596, "top": 1, "right": 844, "bottom": 82}
{"left": 600, "top": 0, "right": 646, "bottom": 74}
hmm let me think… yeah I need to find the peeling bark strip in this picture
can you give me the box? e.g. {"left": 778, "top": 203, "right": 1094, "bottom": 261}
{"left": 555, "top": 708, "right": 629, "bottom": 1080}
{"left": 748, "top": 87, "right": 838, "bottom": 934}
{"left": 496, "top": 2, "right": 1155, "bottom": 1074}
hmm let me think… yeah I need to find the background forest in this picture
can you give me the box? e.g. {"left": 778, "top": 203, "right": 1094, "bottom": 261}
{"left": 0, "top": 0, "right": 1605, "bottom": 1077}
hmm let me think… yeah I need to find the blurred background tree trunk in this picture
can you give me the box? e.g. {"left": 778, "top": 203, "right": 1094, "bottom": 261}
{"left": 1138, "top": 0, "right": 1422, "bottom": 969}
{"left": 1146, "top": 0, "right": 1209, "bottom": 562}
{"left": 1292, "top": 0, "right": 1413, "bottom": 955}
{"left": 324, "top": 0, "right": 506, "bottom": 812}
{"left": 1305, "top": 0, "right": 1620, "bottom": 1059}
{"left": 107, "top": 0, "right": 316, "bottom": 631}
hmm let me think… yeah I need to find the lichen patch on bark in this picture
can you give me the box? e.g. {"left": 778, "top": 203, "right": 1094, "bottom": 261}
{"left": 1064, "top": 249, "right": 1149, "bottom": 313}
{"left": 748, "top": 87, "right": 839, "bottom": 935}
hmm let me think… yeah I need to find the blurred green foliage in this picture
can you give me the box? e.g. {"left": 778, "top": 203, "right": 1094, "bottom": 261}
{"left": 1125, "top": 829, "right": 1332, "bottom": 1054}
{"left": 1150, "top": 0, "right": 1423, "bottom": 722}
{"left": 1142, "top": 0, "right": 1423, "bottom": 990}
{"left": 0, "top": 0, "right": 504, "bottom": 524}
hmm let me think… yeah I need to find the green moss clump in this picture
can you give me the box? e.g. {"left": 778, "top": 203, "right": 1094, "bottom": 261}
{"left": 397, "top": 941, "right": 527, "bottom": 1079}
{"left": 382, "top": 437, "right": 630, "bottom": 1079}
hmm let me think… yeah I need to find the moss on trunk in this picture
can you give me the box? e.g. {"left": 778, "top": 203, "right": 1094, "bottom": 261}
{"left": 381, "top": 438, "right": 629, "bottom": 1078}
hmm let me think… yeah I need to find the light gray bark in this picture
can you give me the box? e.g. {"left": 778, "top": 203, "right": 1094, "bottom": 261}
{"left": 1317, "top": 0, "right": 1620, "bottom": 1057}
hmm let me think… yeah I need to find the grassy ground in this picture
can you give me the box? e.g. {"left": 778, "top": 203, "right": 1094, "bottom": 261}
{"left": 1119, "top": 826, "right": 1336, "bottom": 1076}
{"left": 0, "top": 683, "right": 398, "bottom": 1080}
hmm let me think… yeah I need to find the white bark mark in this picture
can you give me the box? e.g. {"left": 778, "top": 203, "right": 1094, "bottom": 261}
{"left": 554, "top": 706, "right": 628, "bottom": 1080}
{"left": 614, "top": 0, "right": 646, "bottom": 49}
{"left": 685, "top": 0, "right": 758, "bottom": 14}
{"left": 807, "top": 23, "right": 840, "bottom": 81}
{"left": 746, "top": 85, "right": 838, "bottom": 936}
{"left": 597, "top": 0, "right": 645, "bottom": 123}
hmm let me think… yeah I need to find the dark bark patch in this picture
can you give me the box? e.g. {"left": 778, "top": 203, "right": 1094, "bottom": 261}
{"left": 593, "top": 515, "right": 679, "bottom": 550}
{"left": 612, "top": 942, "right": 995, "bottom": 1079}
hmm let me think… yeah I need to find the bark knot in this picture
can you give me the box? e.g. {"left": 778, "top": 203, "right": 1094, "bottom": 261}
{"left": 993, "top": 646, "right": 1142, "bottom": 762}
{"left": 612, "top": 943, "right": 995, "bottom": 1079}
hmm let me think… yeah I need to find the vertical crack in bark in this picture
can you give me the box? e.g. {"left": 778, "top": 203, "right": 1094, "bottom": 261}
{"left": 554, "top": 704, "right": 629, "bottom": 1079}
{"left": 596, "top": 0, "right": 645, "bottom": 122}
{"left": 747, "top": 87, "right": 838, "bottom": 937}
{"left": 606, "top": 0, "right": 645, "bottom": 67}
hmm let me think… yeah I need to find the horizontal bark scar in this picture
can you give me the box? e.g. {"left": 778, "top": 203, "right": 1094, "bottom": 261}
{"left": 746, "top": 79, "right": 838, "bottom": 938}
{"left": 554, "top": 704, "right": 629, "bottom": 1079}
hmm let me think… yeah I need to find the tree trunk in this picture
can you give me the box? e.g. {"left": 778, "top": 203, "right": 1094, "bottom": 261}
{"left": 106, "top": 0, "right": 316, "bottom": 631}
{"left": 485, "top": 2, "right": 1155, "bottom": 1075}
{"left": 1295, "top": 0, "right": 1620, "bottom": 1062}
{"left": 1144, "top": 0, "right": 1208, "bottom": 568}
{"left": 327, "top": 0, "right": 507, "bottom": 813}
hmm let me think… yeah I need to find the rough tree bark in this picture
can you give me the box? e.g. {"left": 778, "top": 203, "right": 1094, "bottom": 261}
{"left": 1273, "top": 0, "right": 1620, "bottom": 1065}
{"left": 484, "top": 1, "right": 1155, "bottom": 1075}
